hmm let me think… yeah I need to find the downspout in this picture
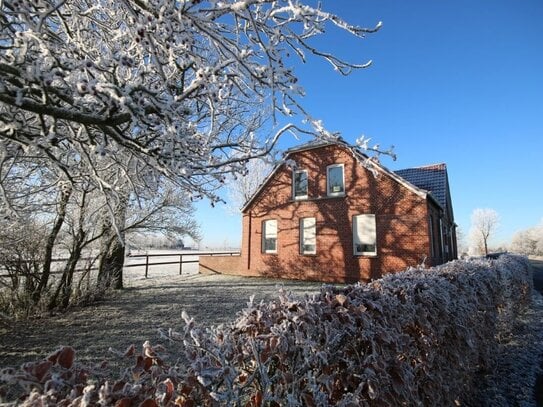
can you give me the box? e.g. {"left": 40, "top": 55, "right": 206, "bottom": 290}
{"left": 247, "top": 211, "right": 252, "bottom": 270}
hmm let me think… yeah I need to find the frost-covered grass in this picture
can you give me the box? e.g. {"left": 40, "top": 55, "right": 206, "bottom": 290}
{"left": 1, "top": 254, "right": 540, "bottom": 406}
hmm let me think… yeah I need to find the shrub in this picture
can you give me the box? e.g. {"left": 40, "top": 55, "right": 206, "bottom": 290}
{"left": 0, "top": 255, "right": 533, "bottom": 406}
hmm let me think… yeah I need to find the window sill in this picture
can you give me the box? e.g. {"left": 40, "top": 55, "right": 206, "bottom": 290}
{"left": 327, "top": 193, "right": 345, "bottom": 198}
{"left": 289, "top": 195, "right": 346, "bottom": 204}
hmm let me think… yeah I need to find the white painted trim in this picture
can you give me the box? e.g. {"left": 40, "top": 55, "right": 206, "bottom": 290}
{"left": 326, "top": 163, "right": 345, "bottom": 197}
{"left": 353, "top": 214, "right": 377, "bottom": 256}
{"left": 300, "top": 217, "right": 317, "bottom": 255}
{"left": 292, "top": 169, "right": 308, "bottom": 200}
{"left": 262, "top": 219, "right": 278, "bottom": 254}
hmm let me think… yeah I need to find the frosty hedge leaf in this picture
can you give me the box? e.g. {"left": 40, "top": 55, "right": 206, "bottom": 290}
{"left": 0, "top": 255, "right": 534, "bottom": 406}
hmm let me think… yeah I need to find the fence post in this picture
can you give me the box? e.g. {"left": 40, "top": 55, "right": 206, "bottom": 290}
{"left": 145, "top": 255, "right": 149, "bottom": 278}
{"left": 179, "top": 254, "right": 183, "bottom": 275}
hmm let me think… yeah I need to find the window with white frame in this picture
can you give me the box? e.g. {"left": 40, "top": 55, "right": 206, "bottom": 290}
{"left": 429, "top": 215, "right": 435, "bottom": 258}
{"left": 300, "top": 217, "right": 316, "bottom": 254}
{"left": 327, "top": 164, "right": 345, "bottom": 196}
{"left": 293, "top": 170, "right": 308, "bottom": 199}
{"left": 353, "top": 214, "right": 377, "bottom": 256}
{"left": 262, "top": 219, "right": 278, "bottom": 253}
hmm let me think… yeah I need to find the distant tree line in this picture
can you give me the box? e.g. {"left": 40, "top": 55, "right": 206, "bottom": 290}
{"left": 510, "top": 221, "right": 543, "bottom": 256}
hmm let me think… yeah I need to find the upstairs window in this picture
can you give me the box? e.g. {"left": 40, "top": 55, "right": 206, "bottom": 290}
{"left": 293, "top": 170, "right": 308, "bottom": 199}
{"left": 262, "top": 219, "right": 278, "bottom": 253}
{"left": 300, "top": 217, "right": 316, "bottom": 255}
{"left": 327, "top": 164, "right": 345, "bottom": 196}
{"left": 353, "top": 214, "right": 377, "bottom": 256}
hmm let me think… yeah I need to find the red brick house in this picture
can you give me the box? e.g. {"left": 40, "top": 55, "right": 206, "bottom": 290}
{"left": 201, "top": 140, "right": 457, "bottom": 283}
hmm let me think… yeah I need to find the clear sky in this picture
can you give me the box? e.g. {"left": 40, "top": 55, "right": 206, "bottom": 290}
{"left": 194, "top": 0, "right": 543, "bottom": 250}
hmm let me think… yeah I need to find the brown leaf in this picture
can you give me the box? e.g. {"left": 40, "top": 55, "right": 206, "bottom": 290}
{"left": 250, "top": 391, "right": 262, "bottom": 406}
{"left": 112, "top": 380, "right": 126, "bottom": 393}
{"left": 143, "top": 357, "right": 153, "bottom": 371}
{"left": 139, "top": 399, "right": 158, "bottom": 407}
{"left": 135, "top": 355, "right": 144, "bottom": 369}
{"left": 164, "top": 378, "right": 175, "bottom": 397}
{"left": 270, "top": 336, "right": 279, "bottom": 350}
{"left": 57, "top": 346, "right": 75, "bottom": 369}
{"left": 175, "top": 396, "right": 194, "bottom": 407}
{"left": 47, "top": 349, "right": 61, "bottom": 365}
{"left": 124, "top": 344, "right": 136, "bottom": 358}
{"left": 115, "top": 398, "right": 132, "bottom": 407}
{"left": 77, "top": 369, "right": 89, "bottom": 383}
{"left": 180, "top": 384, "right": 192, "bottom": 396}
{"left": 25, "top": 360, "right": 52, "bottom": 382}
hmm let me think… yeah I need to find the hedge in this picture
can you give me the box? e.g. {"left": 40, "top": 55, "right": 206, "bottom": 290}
{"left": 0, "top": 254, "right": 533, "bottom": 406}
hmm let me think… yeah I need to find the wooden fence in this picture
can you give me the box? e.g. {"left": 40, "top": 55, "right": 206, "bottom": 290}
{"left": 0, "top": 251, "right": 241, "bottom": 279}
{"left": 125, "top": 251, "right": 240, "bottom": 277}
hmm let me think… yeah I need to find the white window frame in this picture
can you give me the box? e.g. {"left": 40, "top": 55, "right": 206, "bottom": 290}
{"left": 292, "top": 170, "right": 308, "bottom": 200}
{"left": 300, "top": 217, "right": 317, "bottom": 255}
{"left": 327, "top": 164, "right": 345, "bottom": 197}
{"left": 353, "top": 214, "right": 377, "bottom": 256}
{"left": 429, "top": 215, "right": 435, "bottom": 258}
{"left": 439, "top": 218, "right": 445, "bottom": 257}
{"left": 262, "top": 219, "right": 278, "bottom": 254}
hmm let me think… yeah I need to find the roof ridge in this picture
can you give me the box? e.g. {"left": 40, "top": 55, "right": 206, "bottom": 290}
{"left": 396, "top": 163, "right": 446, "bottom": 172}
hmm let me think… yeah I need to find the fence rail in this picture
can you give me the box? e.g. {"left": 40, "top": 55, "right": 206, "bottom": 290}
{"left": 0, "top": 251, "right": 240, "bottom": 278}
{"left": 125, "top": 251, "right": 240, "bottom": 278}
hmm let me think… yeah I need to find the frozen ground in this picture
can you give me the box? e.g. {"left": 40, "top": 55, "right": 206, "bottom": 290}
{"left": 0, "top": 267, "right": 326, "bottom": 369}
{"left": 0, "top": 260, "right": 542, "bottom": 405}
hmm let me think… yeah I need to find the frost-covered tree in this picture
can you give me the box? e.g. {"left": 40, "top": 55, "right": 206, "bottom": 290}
{"left": 455, "top": 226, "right": 469, "bottom": 257}
{"left": 1, "top": 0, "right": 384, "bottom": 293}
{"left": 469, "top": 208, "right": 500, "bottom": 256}
{"left": 225, "top": 157, "right": 273, "bottom": 213}
{"left": 510, "top": 220, "right": 543, "bottom": 256}
{"left": 0, "top": 0, "right": 381, "bottom": 210}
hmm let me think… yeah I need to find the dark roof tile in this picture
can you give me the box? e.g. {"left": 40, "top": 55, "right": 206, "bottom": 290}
{"left": 395, "top": 164, "right": 448, "bottom": 208}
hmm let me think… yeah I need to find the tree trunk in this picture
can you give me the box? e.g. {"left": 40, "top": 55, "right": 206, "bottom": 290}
{"left": 98, "top": 195, "right": 128, "bottom": 290}
{"left": 48, "top": 230, "right": 85, "bottom": 310}
{"left": 99, "top": 237, "right": 125, "bottom": 289}
{"left": 33, "top": 182, "right": 72, "bottom": 304}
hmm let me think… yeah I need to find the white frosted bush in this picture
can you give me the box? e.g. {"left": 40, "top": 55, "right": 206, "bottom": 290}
{"left": 1, "top": 255, "right": 533, "bottom": 406}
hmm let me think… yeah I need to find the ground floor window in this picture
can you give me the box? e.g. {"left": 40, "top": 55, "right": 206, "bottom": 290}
{"left": 353, "top": 214, "right": 377, "bottom": 256}
{"left": 429, "top": 215, "right": 436, "bottom": 257}
{"left": 300, "top": 217, "right": 316, "bottom": 254}
{"left": 262, "top": 219, "right": 278, "bottom": 253}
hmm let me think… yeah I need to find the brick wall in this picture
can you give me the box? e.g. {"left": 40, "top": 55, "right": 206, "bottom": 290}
{"left": 239, "top": 145, "right": 433, "bottom": 283}
{"left": 199, "top": 255, "right": 244, "bottom": 275}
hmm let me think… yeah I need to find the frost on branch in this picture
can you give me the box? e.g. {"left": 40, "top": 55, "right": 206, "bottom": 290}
{"left": 2, "top": 255, "right": 536, "bottom": 406}
{"left": 0, "top": 0, "right": 381, "bottom": 205}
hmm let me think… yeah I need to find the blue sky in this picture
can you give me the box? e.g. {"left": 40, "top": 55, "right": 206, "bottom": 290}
{"left": 194, "top": 0, "right": 543, "bottom": 249}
